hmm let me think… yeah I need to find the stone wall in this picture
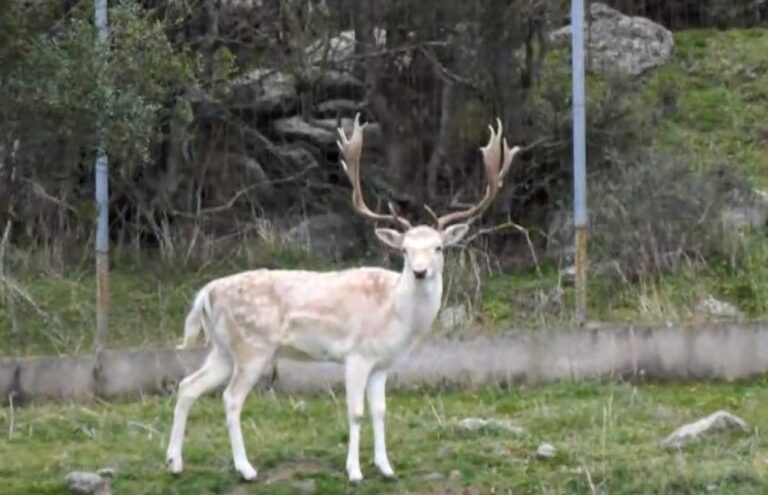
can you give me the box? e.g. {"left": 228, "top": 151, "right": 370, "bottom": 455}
{"left": 2, "top": 323, "right": 768, "bottom": 406}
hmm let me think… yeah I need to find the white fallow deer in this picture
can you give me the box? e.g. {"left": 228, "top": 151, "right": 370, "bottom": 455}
{"left": 165, "top": 113, "right": 520, "bottom": 483}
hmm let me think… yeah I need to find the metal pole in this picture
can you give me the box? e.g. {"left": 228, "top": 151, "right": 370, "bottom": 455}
{"left": 93, "top": 0, "right": 109, "bottom": 351}
{"left": 571, "top": 0, "right": 588, "bottom": 328}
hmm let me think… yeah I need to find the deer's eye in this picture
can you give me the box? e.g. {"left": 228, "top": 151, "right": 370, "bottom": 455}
{"left": 435, "top": 246, "right": 443, "bottom": 253}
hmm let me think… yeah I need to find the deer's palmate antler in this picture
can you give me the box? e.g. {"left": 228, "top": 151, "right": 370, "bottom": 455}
{"left": 433, "top": 118, "right": 520, "bottom": 230}
{"left": 166, "top": 112, "right": 521, "bottom": 484}
{"left": 337, "top": 113, "right": 412, "bottom": 230}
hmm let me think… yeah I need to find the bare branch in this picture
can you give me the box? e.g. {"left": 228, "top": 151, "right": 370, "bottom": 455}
{"left": 171, "top": 160, "right": 317, "bottom": 220}
{"left": 463, "top": 219, "right": 542, "bottom": 276}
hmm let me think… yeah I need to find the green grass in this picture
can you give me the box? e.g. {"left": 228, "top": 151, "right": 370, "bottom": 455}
{"left": 644, "top": 28, "right": 768, "bottom": 188}
{"left": 478, "top": 232, "right": 768, "bottom": 329}
{"left": 2, "top": 382, "right": 768, "bottom": 494}
{"left": 3, "top": 237, "right": 768, "bottom": 356}
{"left": 0, "top": 244, "right": 334, "bottom": 356}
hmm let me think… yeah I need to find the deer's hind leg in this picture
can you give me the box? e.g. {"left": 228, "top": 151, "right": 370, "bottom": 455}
{"left": 166, "top": 347, "right": 232, "bottom": 475}
{"left": 222, "top": 342, "right": 276, "bottom": 481}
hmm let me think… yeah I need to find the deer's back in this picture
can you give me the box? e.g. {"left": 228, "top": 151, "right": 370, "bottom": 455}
{"left": 206, "top": 267, "right": 401, "bottom": 361}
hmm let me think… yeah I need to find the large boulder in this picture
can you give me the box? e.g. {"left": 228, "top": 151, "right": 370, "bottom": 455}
{"left": 306, "top": 28, "right": 387, "bottom": 71}
{"left": 272, "top": 117, "right": 339, "bottom": 148}
{"left": 306, "top": 68, "right": 365, "bottom": 101}
{"left": 274, "top": 144, "right": 320, "bottom": 172}
{"left": 226, "top": 69, "right": 297, "bottom": 116}
{"left": 549, "top": 2, "right": 674, "bottom": 78}
{"left": 305, "top": 28, "right": 411, "bottom": 81}
{"left": 272, "top": 116, "right": 382, "bottom": 149}
{"left": 313, "top": 99, "right": 361, "bottom": 118}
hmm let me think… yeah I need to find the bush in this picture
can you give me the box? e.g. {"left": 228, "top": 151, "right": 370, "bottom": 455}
{"left": 0, "top": 1, "right": 198, "bottom": 245}
{"left": 589, "top": 150, "right": 752, "bottom": 280}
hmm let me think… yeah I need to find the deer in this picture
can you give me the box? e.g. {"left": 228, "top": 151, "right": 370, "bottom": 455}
{"left": 165, "top": 113, "right": 520, "bottom": 483}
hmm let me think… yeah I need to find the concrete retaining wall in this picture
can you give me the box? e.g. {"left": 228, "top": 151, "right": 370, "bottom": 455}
{"left": 2, "top": 323, "right": 768, "bottom": 406}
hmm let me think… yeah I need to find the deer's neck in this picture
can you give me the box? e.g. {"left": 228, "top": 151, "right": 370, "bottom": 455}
{"left": 393, "top": 271, "right": 443, "bottom": 335}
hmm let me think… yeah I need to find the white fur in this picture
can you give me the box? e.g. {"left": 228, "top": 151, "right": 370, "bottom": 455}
{"left": 166, "top": 225, "right": 465, "bottom": 483}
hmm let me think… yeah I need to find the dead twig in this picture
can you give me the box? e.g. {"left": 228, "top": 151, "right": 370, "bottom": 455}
{"left": 419, "top": 46, "right": 480, "bottom": 89}
{"left": 170, "top": 162, "right": 317, "bottom": 220}
{"left": 581, "top": 460, "right": 598, "bottom": 495}
{"left": 17, "top": 176, "right": 78, "bottom": 213}
{"left": 7, "top": 391, "right": 14, "bottom": 440}
{"left": 1, "top": 275, "right": 51, "bottom": 321}
{"left": 463, "top": 220, "right": 542, "bottom": 276}
{"left": 0, "top": 218, "right": 20, "bottom": 338}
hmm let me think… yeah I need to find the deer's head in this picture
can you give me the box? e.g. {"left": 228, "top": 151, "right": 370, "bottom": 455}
{"left": 337, "top": 113, "right": 520, "bottom": 282}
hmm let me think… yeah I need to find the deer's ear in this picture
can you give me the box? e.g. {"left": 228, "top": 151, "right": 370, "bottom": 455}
{"left": 441, "top": 224, "right": 470, "bottom": 247}
{"left": 375, "top": 228, "right": 404, "bottom": 250}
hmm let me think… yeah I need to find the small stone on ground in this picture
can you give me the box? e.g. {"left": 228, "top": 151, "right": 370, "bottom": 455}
{"left": 661, "top": 410, "right": 750, "bottom": 450}
{"left": 64, "top": 471, "right": 110, "bottom": 495}
{"left": 457, "top": 417, "right": 525, "bottom": 435}
{"left": 536, "top": 443, "right": 557, "bottom": 459}
{"left": 291, "top": 479, "right": 317, "bottom": 494}
{"left": 423, "top": 472, "right": 445, "bottom": 482}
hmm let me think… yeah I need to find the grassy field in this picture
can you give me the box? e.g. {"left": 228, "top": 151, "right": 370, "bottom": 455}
{"left": 645, "top": 29, "right": 768, "bottom": 188}
{"left": 2, "top": 381, "right": 768, "bottom": 494}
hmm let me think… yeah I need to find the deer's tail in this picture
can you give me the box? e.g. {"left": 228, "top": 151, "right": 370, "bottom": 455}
{"left": 176, "top": 284, "right": 214, "bottom": 349}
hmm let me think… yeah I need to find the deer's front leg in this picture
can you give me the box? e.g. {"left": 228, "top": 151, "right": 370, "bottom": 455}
{"left": 366, "top": 370, "right": 396, "bottom": 479}
{"left": 344, "top": 354, "right": 375, "bottom": 484}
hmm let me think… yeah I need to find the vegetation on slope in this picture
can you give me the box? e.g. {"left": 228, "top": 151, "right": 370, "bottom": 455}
{"left": 3, "top": 28, "right": 768, "bottom": 354}
{"left": 480, "top": 27, "right": 768, "bottom": 329}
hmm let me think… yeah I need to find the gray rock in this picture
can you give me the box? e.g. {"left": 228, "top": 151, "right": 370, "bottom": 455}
{"left": 661, "top": 410, "right": 750, "bottom": 450}
{"left": 695, "top": 295, "right": 744, "bottom": 320}
{"left": 721, "top": 189, "right": 768, "bottom": 230}
{"left": 314, "top": 99, "right": 361, "bottom": 118}
{"left": 456, "top": 417, "right": 525, "bottom": 435}
{"left": 536, "top": 443, "right": 557, "bottom": 460}
{"left": 273, "top": 117, "right": 338, "bottom": 147}
{"left": 64, "top": 471, "right": 110, "bottom": 495}
{"left": 290, "top": 479, "right": 318, "bottom": 494}
{"left": 287, "top": 213, "right": 364, "bottom": 262}
{"left": 96, "top": 468, "right": 116, "bottom": 479}
{"left": 308, "top": 69, "right": 365, "bottom": 100}
{"left": 272, "top": 116, "right": 381, "bottom": 150}
{"left": 274, "top": 145, "right": 319, "bottom": 172}
{"left": 306, "top": 28, "right": 386, "bottom": 71}
{"left": 305, "top": 28, "right": 412, "bottom": 83}
{"left": 226, "top": 69, "right": 297, "bottom": 116}
{"left": 549, "top": 2, "right": 674, "bottom": 77}
{"left": 423, "top": 472, "right": 445, "bottom": 482}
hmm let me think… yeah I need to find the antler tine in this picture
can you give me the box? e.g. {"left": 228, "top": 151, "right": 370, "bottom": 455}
{"left": 387, "top": 201, "right": 412, "bottom": 229}
{"left": 337, "top": 113, "right": 412, "bottom": 230}
{"left": 436, "top": 118, "right": 521, "bottom": 230}
{"left": 423, "top": 204, "right": 439, "bottom": 226}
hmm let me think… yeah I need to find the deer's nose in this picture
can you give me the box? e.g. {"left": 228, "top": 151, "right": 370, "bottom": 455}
{"left": 413, "top": 269, "right": 427, "bottom": 280}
